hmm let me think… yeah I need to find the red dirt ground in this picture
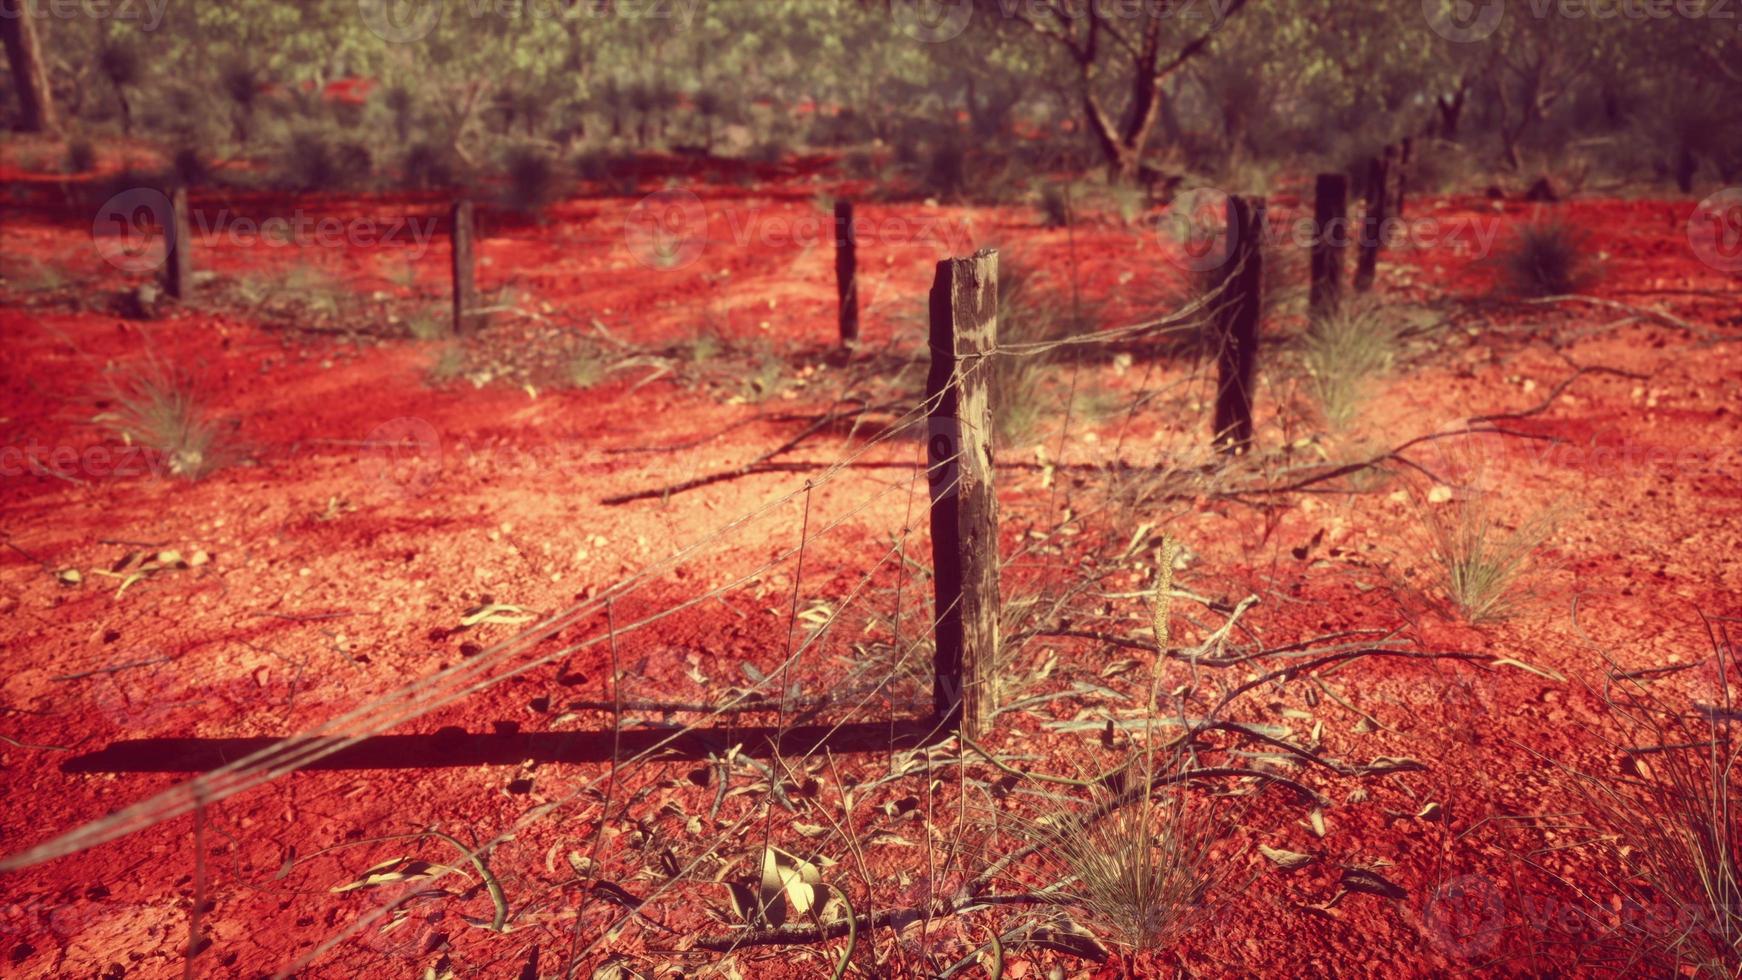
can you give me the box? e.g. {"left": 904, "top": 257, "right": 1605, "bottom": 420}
{"left": 2, "top": 142, "right": 1739, "bottom": 978}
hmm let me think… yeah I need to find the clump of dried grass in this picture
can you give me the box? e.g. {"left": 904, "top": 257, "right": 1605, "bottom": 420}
{"left": 1418, "top": 490, "right": 1557, "bottom": 623}
{"left": 1301, "top": 298, "right": 1397, "bottom": 429}
{"left": 1003, "top": 537, "right": 1235, "bottom": 952}
{"left": 93, "top": 356, "right": 233, "bottom": 480}
{"left": 1570, "top": 623, "right": 1741, "bottom": 977}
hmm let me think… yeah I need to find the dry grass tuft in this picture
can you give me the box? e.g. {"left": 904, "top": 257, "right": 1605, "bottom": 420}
{"left": 1495, "top": 219, "right": 1598, "bottom": 298}
{"left": 1301, "top": 298, "right": 1397, "bottom": 429}
{"left": 1418, "top": 491, "right": 1557, "bottom": 623}
{"left": 94, "top": 357, "right": 233, "bottom": 480}
{"left": 1571, "top": 623, "right": 1741, "bottom": 977}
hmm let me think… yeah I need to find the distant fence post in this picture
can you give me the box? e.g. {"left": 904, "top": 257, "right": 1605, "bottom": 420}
{"left": 834, "top": 200, "right": 859, "bottom": 350}
{"left": 927, "top": 247, "right": 1000, "bottom": 739}
{"left": 1309, "top": 173, "right": 1347, "bottom": 320}
{"left": 451, "top": 199, "right": 478, "bottom": 335}
{"left": 1354, "top": 147, "right": 1392, "bottom": 292}
{"left": 1212, "top": 195, "right": 1263, "bottom": 454}
{"left": 163, "top": 186, "right": 193, "bottom": 300}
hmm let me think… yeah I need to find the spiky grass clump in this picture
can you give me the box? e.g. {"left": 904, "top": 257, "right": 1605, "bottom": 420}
{"left": 1570, "top": 625, "right": 1741, "bottom": 977}
{"left": 1419, "top": 491, "right": 1557, "bottom": 622}
{"left": 1301, "top": 299, "right": 1397, "bottom": 429}
{"left": 94, "top": 359, "right": 231, "bottom": 480}
{"left": 1496, "top": 219, "right": 1597, "bottom": 298}
{"left": 982, "top": 261, "right": 1099, "bottom": 446}
{"left": 1037, "top": 765, "right": 1222, "bottom": 952}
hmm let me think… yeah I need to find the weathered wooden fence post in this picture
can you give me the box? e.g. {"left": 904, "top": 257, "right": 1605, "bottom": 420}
{"left": 163, "top": 186, "right": 193, "bottom": 300}
{"left": 927, "top": 248, "right": 1000, "bottom": 738}
{"left": 834, "top": 200, "right": 859, "bottom": 350}
{"left": 1309, "top": 173, "right": 1347, "bottom": 320}
{"left": 451, "top": 199, "right": 478, "bottom": 335}
{"left": 1354, "top": 147, "right": 1392, "bottom": 292}
{"left": 1212, "top": 196, "right": 1263, "bottom": 454}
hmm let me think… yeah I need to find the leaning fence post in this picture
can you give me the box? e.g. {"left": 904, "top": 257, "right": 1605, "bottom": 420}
{"left": 1309, "top": 173, "right": 1347, "bottom": 320}
{"left": 834, "top": 200, "right": 859, "bottom": 350}
{"left": 927, "top": 248, "right": 1000, "bottom": 739}
{"left": 1212, "top": 196, "right": 1263, "bottom": 454}
{"left": 1355, "top": 147, "right": 1392, "bottom": 292}
{"left": 163, "top": 186, "right": 193, "bottom": 300}
{"left": 451, "top": 199, "right": 478, "bottom": 335}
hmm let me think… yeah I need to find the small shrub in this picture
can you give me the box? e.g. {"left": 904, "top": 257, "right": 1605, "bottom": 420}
{"left": 172, "top": 146, "right": 211, "bottom": 187}
{"left": 1301, "top": 299, "right": 1396, "bottom": 429}
{"left": 566, "top": 350, "right": 607, "bottom": 388}
{"left": 501, "top": 144, "right": 563, "bottom": 214}
{"left": 924, "top": 140, "right": 967, "bottom": 200}
{"left": 404, "top": 305, "right": 448, "bottom": 341}
{"left": 1038, "top": 182, "right": 1072, "bottom": 228}
{"left": 280, "top": 131, "right": 373, "bottom": 190}
{"left": 429, "top": 344, "right": 466, "bottom": 383}
{"left": 400, "top": 141, "right": 456, "bottom": 190}
{"left": 93, "top": 358, "right": 232, "bottom": 480}
{"left": 64, "top": 138, "right": 97, "bottom": 174}
{"left": 1495, "top": 219, "right": 1597, "bottom": 297}
{"left": 1419, "top": 491, "right": 1556, "bottom": 622}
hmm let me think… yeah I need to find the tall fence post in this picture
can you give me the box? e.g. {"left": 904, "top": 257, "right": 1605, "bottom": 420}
{"left": 834, "top": 200, "right": 859, "bottom": 350}
{"left": 1212, "top": 196, "right": 1263, "bottom": 454}
{"left": 927, "top": 248, "right": 1000, "bottom": 739}
{"left": 1309, "top": 173, "right": 1347, "bottom": 320}
{"left": 163, "top": 186, "right": 193, "bottom": 300}
{"left": 1354, "top": 146, "right": 1392, "bottom": 292}
{"left": 451, "top": 199, "right": 478, "bottom": 335}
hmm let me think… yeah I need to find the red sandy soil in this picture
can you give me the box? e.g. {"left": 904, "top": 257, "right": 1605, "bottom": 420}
{"left": 1, "top": 140, "right": 1739, "bottom": 978}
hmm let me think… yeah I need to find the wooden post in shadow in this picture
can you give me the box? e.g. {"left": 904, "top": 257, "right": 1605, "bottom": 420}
{"left": 834, "top": 200, "right": 859, "bottom": 350}
{"left": 1309, "top": 173, "right": 1347, "bottom": 321}
{"left": 451, "top": 199, "right": 478, "bottom": 335}
{"left": 1212, "top": 196, "right": 1263, "bottom": 454}
{"left": 163, "top": 186, "right": 193, "bottom": 300}
{"left": 1355, "top": 147, "right": 1392, "bottom": 292}
{"left": 926, "top": 248, "right": 1000, "bottom": 739}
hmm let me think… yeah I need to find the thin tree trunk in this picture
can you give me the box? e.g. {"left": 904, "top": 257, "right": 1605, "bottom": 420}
{"left": 1, "top": 0, "right": 59, "bottom": 134}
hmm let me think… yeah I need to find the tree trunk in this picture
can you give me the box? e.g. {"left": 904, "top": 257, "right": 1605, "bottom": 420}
{"left": 1, "top": 0, "right": 59, "bottom": 134}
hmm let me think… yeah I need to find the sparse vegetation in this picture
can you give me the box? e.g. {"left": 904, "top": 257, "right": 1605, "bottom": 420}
{"left": 1301, "top": 298, "right": 1397, "bottom": 428}
{"left": 1569, "top": 625, "right": 1741, "bottom": 977}
{"left": 1419, "top": 491, "right": 1557, "bottom": 622}
{"left": 1496, "top": 219, "right": 1598, "bottom": 297}
{"left": 93, "top": 358, "right": 232, "bottom": 480}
